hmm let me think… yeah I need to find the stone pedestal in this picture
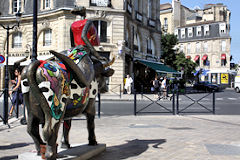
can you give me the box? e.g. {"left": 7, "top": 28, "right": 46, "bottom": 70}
{"left": 18, "top": 144, "right": 106, "bottom": 160}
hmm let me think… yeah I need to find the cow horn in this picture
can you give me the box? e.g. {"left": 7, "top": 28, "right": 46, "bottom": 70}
{"left": 103, "top": 55, "right": 115, "bottom": 68}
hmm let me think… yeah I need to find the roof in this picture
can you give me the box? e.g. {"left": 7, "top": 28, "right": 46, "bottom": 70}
{"left": 179, "top": 20, "right": 219, "bottom": 27}
{"left": 187, "top": 13, "right": 202, "bottom": 20}
{"left": 160, "top": 3, "right": 172, "bottom": 11}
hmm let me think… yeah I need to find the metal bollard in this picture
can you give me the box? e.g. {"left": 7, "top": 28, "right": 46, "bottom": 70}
{"left": 213, "top": 91, "right": 215, "bottom": 114}
{"left": 134, "top": 89, "right": 137, "bottom": 115}
{"left": 98, "top": 93, "right": 101, "bottom": 118}
{"left": 172, "top": 89, "right": 175, "bottom": 115}
{"left": 120, "top": 84, "right": 122, "bottom": 99}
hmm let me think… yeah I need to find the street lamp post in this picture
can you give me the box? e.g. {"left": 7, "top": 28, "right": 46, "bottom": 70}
{"left": 0, "top": 11, "right": 22, "bottom": 125}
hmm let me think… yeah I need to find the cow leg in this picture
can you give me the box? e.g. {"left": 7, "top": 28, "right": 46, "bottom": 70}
{"left": 27, "top": 114, "right": 45, "bottom": 155}
{"left": 43, "top": 118, "right": 61, "bottom": 160}
{"left": 84, "top": 98, "right": 97, "bottom": 145}
{"left": 61, "top": 119, "right": 72, "bottom": 148}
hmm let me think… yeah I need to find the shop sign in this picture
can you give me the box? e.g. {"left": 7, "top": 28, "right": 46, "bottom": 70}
{"left": 221, "top": 73, "right": 228, "bottom": 84}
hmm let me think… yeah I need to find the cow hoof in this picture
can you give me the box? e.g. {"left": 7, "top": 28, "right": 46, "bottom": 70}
{"left": 89, "top": 140, "right": 98, "bottom": 145}
{"left": 61, "top": 142, "right": 71, "bottom": 149}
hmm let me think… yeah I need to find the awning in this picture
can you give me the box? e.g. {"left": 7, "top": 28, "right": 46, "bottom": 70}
{"left": 194, "top": 55, "right": 200, "bottom": 61}
{"left": 221, "top": 54, "right": 226, "bottom": 60}
{"left": 137, "top": 59, "right": 180, "bottom": 74}
{"left": 202, "top": 54, "right": 208, "bottom": 60}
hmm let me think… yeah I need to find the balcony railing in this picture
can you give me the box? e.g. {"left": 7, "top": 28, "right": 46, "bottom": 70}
{"left": 90, "top": 0, "right": 111, "bottom": 7}
{"left": 147, "top": 48, "right": 152, "bottom": 54}
{"left": 127, "top": 2, "right": 132, "bottom": 14}
{"left": 148, "top": 18, "right": 155, "bottom": 28}
{"left": 135, "top": 11, "right": 143, "bottom": 22}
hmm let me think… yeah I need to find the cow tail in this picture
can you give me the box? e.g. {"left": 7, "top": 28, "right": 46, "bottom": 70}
{"left": 27, "top": 60, "right": 51, "bottom": 113}
{"left": 26, "top": 60, "right": 53, "bottom": 140}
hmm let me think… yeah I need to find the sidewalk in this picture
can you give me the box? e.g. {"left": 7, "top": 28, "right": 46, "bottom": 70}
{"left": 0, "top": 114, "right": 240, "bottom": 160}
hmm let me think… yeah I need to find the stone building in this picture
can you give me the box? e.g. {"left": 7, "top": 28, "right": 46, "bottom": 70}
{"left": 0, "top": 0, "right": 162, "bottom": 91}
{"left": 160, "top": 0, "right": 233, "bottom": 85}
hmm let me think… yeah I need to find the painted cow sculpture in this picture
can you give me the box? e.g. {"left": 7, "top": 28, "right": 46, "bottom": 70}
{"left": 21, "top": 46, "right": 114, "bottom": 160}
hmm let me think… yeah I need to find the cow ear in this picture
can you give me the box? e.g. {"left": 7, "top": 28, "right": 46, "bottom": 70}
{"left": 49, "top": 50, "right": 87, "bottom": 88}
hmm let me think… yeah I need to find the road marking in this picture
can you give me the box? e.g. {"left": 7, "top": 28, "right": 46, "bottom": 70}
{"left": 228, "top": 98, "right": 237, "bottom": 100}
{"left": 216, "top": 98, "right": 223, "bottom": 100}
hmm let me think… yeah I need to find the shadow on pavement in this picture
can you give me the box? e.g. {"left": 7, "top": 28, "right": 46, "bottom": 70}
{"left": 0, "top": 155, "right": 18, "bottom": 160}
{"left": 91, "top": 139, "right": 166, "bottom": 160}
{"left": 0, "top": 143, "right": 31, "bottom": 150}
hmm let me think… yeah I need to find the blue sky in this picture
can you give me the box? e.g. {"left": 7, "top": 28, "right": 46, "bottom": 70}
{"left": 160, "top": 0, "right": 240, "bottom": 63}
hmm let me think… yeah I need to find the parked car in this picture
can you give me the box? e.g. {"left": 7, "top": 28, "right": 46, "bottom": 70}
{"left": 234, "top": 76, "right": 240, "bottom": 93}
{"left": 193, "top": 81, "right": 219, "bottom": 92}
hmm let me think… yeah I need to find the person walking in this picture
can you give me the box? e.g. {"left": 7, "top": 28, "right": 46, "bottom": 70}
{"left": 161, "top": 76, "right": 167, "bottom": 99}
{"left": 125, "top": 74, "right": 133, "bottom": 94}
{"left": 9, "top": 68, "right": 23, "bottom": 116}
{"left": 153, "top": 77, "right": 160, "bottom": 99}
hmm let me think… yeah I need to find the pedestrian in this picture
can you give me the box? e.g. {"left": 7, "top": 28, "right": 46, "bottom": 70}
{"left": 124, "top": 74, "right": 133, "bottom": 94}
{"left": 152, "top": 77, "right": 160, "bottom": 99}
{"left": 9, "top": 68, "right": 23, "bottom": 116}
{"left": 161, "top": 76, "right": 167, "bottom": 99}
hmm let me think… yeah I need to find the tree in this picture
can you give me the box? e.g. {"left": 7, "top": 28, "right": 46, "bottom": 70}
{"left": 173, "top": 52, "right": 197, "bottom": 81}
{"left": 161, "top": 33, "right": 197, "bottom": 81}
{"left": 161, "top": 33, "right": 178, "bottom": 69}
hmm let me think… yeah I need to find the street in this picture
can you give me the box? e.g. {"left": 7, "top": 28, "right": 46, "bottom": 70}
{"left": 97, "top": 88, "right": 240, "bottom": 116}
{"left": 1, "top": 88, "right": 240, "bottom": 121}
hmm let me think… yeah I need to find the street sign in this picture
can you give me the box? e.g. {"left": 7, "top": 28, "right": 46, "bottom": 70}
{"left": 0, "top": 55, "right": 5, "bottom": 64}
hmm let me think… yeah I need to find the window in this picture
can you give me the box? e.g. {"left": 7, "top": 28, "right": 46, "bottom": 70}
{"left": 196, "top": 26, "right": 202, "bottom": 36}
{"left": 188, "top": 27, "right": 193, "bottom": 37}
{"left": 202, "top": 55, "right": 209, "bottom": 66}
{"left": 43, "top": 0, "right": 51, "bottom": 9}
{"left": 174, "top": 29, "right": 178, "bottom": 38}
{"left": 164, "top": 18, "right": 168, "bottom": 26}
{"left": 194, "top": 55, "right": 200, "bottom": 65}
{"left": 196, "top": 42, "right": 201, "bottom": 53}
{"left": 43, "top": 29, "right": 52, "bottom": 46}
{"left": 148, "top": 0, "right": 152, "bottom": 18}
{"left": 12, "top": 32, "right": 22, "bottom": 48}
{"left": 221, "top": 54, "right": 226, "bottom": 66}
{"left": 181, "top": 28, "right": 185, "bottom": 38}
{"left": 221, "top": 40, "right": 226, "bottom": 52}
{"left": 147, "top": 37, "right": 155, "bottom": 55}
{"left": 187, "top": 43, "right": 191, "bottom": 53}
{"left": 12, "top": 0, "right": 21, "bottom": 13}
{"left": 125, "top": 30, "right": 129, "bottom": 47}
{"left": 180, "top": 44, "right": 184, "bottom": 52}
{"left": 220, "top": 23, "right": 226, "bottom": 34}
{"left": 90, "top": 0, "right": 110, "bottom": 7}
{"left": 204, "top": 25, "right": 209, "bottom": 36}
{"left": 134, "top": 32, "right": 140, "bottom": 51}
{"left": 93, "top": 20, "right": 108, "bottom": 42}
{"left": 203, "top": 42, "right": 208, "bottom": 52}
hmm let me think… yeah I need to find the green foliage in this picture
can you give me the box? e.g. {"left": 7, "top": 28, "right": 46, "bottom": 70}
{"left": 161, "top": 34, "right": 178, "bottom": 69}
{"left": 161, "top": 33, "right": 197, "bottom": 80}
{"left": 174, "top": 52, "right": 197, "bottom": 80}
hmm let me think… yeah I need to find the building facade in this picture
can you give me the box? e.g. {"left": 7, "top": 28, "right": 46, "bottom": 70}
{"left": 160, "top": 0, "right": 233, "bottom": 85}
{"left": 0, "top": 0, "right": 161, "bottom": 91}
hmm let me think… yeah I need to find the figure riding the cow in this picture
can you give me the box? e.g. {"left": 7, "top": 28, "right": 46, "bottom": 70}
{"left": 21, "top": 6, "right": 114, "bottom": 160}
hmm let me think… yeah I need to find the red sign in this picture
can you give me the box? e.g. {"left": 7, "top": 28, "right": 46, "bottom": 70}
{"left": 0, "top": 55, "right": 5, "bottom": 64}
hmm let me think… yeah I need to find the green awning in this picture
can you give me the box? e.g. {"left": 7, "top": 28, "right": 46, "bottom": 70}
{"left": 137, "top": 59, "right": 180, "bottom": 74}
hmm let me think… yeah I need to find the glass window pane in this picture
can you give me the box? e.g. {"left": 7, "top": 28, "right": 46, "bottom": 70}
{"left": 12, "top": 32, "right": 22, "bottom": 48}
{"left": 44, "top": 29, "right": 52, "bottom": 46}
{"left": 100, "top": 21, "right": 107, "bottom": 42}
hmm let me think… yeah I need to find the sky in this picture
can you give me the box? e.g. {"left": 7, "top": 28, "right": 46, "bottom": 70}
{"left": 160, "top": 0, "right": 240, "bottom": 63}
